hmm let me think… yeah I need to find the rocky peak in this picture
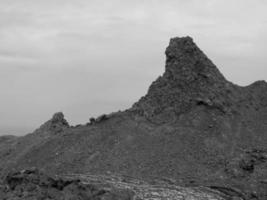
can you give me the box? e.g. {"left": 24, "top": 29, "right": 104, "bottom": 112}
{"left": 164, "top": 36, "right": 227, "bottom": 85}
{"left": 50, "top": 112, "right": 67, "bottom": 124}
{"left": 131, "top": 37, "right": 237, "bottom": 123}
{"left": 34, "top": 112, "right": 69, "bottom": 134}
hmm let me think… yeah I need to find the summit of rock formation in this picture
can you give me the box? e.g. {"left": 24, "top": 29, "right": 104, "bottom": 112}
{"left": 164, "top": 36, "right": 226, "bottom": 84}
{"left": 131, "top": 37, "right": 239, "bottom": 123}
{"left": 131, "top": 37, "right": 266, "bottom": 124}
{"left": 34, "top": 112, "right": 69, "bottom": 134}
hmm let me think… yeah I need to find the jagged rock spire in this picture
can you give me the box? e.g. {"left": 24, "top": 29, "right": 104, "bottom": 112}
{"left": 131, "top": 36, "right": 237, "bottom": 123}
{"left": 164, "top": 36, "right": 227, "bottom": 84}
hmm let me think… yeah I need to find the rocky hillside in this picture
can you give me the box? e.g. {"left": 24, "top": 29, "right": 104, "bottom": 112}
{"left": 0, "top": 36, "right": 266, "bottom": 199}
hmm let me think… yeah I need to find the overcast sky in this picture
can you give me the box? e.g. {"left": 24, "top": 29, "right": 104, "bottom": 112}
{"left": 0, "top": 0, "right": 266, "bottom": 135}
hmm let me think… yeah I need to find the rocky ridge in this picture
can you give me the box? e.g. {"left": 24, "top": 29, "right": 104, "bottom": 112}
{"left": 0, "top": 36, "right": 267, "bottom": 199}
{"left": 132, "top": 36, "right": 267, "bottom": 123}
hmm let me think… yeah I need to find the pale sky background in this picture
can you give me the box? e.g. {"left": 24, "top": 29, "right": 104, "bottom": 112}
{"left": 0, "top": 0, "right": 266, "bottom": 135}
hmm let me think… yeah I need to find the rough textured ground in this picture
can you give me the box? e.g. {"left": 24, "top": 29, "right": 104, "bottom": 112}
{"left": 0, "top": 168, "right": 242, "bottom": 200}
{"left": 0, "top": 168, "right": 134, "bottom": 200}
{"left": 0, "top": 36, "right": 266, "bottom": 199}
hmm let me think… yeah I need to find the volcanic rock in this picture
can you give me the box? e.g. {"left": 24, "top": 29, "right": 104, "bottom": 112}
{"left": 131, "top": 37, "right": 242, "bottom": 123}
{"left": 34, "top": 112, "right": 69, "bottom": 134}
{"left": 0, "top": 168, "right": 134, "bottom": 200}
{"left": 0, "top": 36, "right": 267, "bottom": 199}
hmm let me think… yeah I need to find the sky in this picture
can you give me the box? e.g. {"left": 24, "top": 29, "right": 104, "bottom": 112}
{"left": 0, "top": 0, "right": 266, "bottom": 135}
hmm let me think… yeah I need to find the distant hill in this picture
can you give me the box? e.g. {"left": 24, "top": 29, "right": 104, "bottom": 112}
{"left": 0, "top": 37, "right": 266, "bottom": 200}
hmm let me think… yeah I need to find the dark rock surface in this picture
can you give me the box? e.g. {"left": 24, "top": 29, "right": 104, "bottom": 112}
{"left": 34, "top": 112, "right": 70, "bottom": 134}
{"left": 131, "top": 37, "right": 266, "bottom": 124}
{"left": 0, "top": 168, "right": 134, "bottom": 200}
{"left": 0, "top": 36, "right": 266, "bottom": 199}
{"left": 0, "top": 168, "right": 243, "bottom": 200}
